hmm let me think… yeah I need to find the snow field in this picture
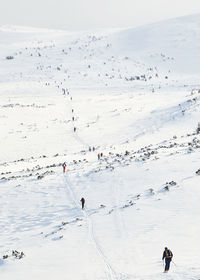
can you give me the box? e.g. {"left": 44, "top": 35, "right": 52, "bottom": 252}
{"left": 0, "top": 14, "right": 200, "bottom": 280}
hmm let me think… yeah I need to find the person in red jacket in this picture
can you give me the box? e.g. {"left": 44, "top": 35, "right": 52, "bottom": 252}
{"left": 62, "top": 162, "right": 66, "bottom": 173}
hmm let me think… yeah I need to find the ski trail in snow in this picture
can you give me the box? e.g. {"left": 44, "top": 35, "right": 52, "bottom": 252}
{"left": 84, "top": 211, "right": 119, "bottom": 280}
{"left": 63, "top": 175, "right": 82, "bottom": 216}
{"left": 63, "top": 93, "right": 119, "bottom": 279}
{"left": 64, "top": 90, "right": 90, "bottom": 149}
{"left": 57, "top": 173, "right": 83, "bottom": 220}
{"left": 73, "top": 132, "right": 89, "bottom": 148}
{"left": 64, "top": 174, "right": 120, "bottom": 280}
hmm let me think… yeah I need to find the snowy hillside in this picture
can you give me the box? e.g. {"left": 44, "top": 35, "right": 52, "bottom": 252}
{"left": 0, "top": 14, "right": 200, "bottom": 280}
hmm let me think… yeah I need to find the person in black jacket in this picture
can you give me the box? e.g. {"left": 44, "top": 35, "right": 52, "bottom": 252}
{"left": 80, "top": 198, "right": 85, "bottom": 209}
{"left": 162, "top": 247, "right": 173, "bottom": 272}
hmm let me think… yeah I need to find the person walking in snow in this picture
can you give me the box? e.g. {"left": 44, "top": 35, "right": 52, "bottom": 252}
{"left": 162, "top": 247, "right": 173, "bottom": 272}
{"left": 62, "top": 162, "right": 66, "bottom": 173}
{"left": 80, "top": 197, "right": 85, "bottom": 209}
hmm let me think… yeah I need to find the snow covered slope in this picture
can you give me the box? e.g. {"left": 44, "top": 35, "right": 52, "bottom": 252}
{"left": 1, "top": 13, "right": 200, "bottom": 89}
{"left": 111, "top": 13, "right": 200, "bottom": 74}
{"left": 0, "top": 14, "right": 200, "bottom": 280}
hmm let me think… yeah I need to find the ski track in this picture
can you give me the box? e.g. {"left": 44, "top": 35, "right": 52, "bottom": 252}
{"left": 64, "top": 174, "right": 120, "bottom": 280}
{"left": 66, "top": 91, "right": 90, "bottom": 150}
{"left": 86, "top": 213, "right": 119, "bottom": 280}
{"left": 63, "top": 93, "right": 121, "bottom": 279}
{"left": 63, "top": 97, "right": 120, "bottom": 279}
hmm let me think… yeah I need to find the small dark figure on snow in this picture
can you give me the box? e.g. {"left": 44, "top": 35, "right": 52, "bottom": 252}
{"left": 89, "top": 146, "right": 91, "bottom": 152}
{"left": 162, "top": 247, "right": 173, "bottom": 272}
{"left": 80, "top": 197, "right": 85, "bottom": 209}
{"left": 74, "top": 127, "right": 76, "bottom": 132}
{"left": 197, "top": 122, "right": 200, "bottom": 134}
{"left": 100, "top": 152, "right": 103, "bottom": 157}
{"left": 62, "top": 162, "right": 66, "bottom": 173}
{"left": 92, "top": 146, "right": 95, "bottom": 151}
{"left": 98, "top": 153, "right": 100, "bottom": 160}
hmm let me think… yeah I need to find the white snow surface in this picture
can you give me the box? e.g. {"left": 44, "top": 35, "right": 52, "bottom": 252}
{"left": 0, "top": 14, "right": 200, "bottom": 280}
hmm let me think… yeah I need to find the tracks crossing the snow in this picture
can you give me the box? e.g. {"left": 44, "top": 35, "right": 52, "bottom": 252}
{"left": 63, "top": 174, "right": 120, "bottom": 280}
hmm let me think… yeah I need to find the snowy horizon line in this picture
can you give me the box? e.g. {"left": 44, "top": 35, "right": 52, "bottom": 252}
{"left": 1, "top": 12, "right": 200, "bottom": 34}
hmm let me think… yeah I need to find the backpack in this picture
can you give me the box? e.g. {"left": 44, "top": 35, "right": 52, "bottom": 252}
{"left": 165, "top": 249, "right": 172, "bottom": 258}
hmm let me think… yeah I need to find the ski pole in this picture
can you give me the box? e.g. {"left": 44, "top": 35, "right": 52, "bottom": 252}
{"left": 172, "top": 260, "right": 177, "bottom": 266}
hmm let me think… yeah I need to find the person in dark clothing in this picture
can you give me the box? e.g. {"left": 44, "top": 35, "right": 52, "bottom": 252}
{"left": 80, "top": 198, "right": 85, "bottom": 209}
{"left": 162, "top": 247, "right": 173, "bottom": 272}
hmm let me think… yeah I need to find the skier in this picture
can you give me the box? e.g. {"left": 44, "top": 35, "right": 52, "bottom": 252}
{"left": 62, "top": 162, "right": 66, "bottom": 173}
{"left": 74, "top": 127, "right": 76, "bottom": 132}
{"left": 162, "top": 247, "right": 173, "bottom": 272}
{"left": 89, "top": 146, "right": 91, "bottom": 152}
{"left": 98, "top": 153, "right": 100, "bottom": 160}
{"left": 80, "top": 197, "right": 85, "bottom": 209}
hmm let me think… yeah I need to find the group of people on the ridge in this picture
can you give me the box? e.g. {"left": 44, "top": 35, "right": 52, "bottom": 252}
{"left": 89, "top": 146, "right": 95, "bottom": 152}
{"left": 88, "top": 146, "right": 103, "bottom": 160}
